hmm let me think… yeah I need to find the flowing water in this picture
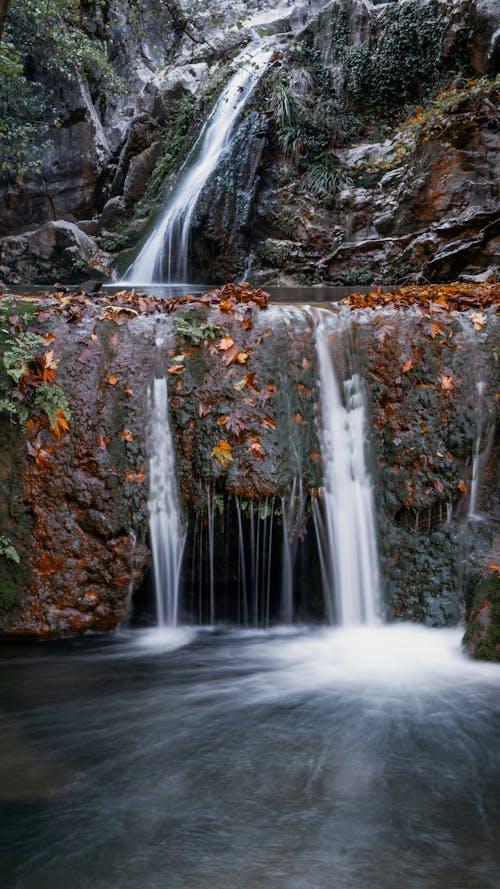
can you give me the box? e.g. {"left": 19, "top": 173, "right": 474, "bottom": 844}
{"left": 313, "top": 311, "right": 381, "bottom": 625}
{"left": 147, "top": 337, "right": 186, "bottom": 627}
{"left": 1, "top": 625, "right": 500, "bottom": 889}
{"left": 121, "top": 43, "right": 274, "bottom": 286}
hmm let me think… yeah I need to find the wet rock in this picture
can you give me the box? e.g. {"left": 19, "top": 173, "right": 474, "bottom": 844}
{"left": 463, "top": 575, "right": 500, "bottom": 660}
{"left": 0, "top": 221, "right": 112, "bottom": 285}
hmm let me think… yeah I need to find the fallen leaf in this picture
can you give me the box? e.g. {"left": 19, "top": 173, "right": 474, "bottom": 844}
{"left": 218, "top": 335, "right": 235, "bottom": 351}
{"left": 108, "top": 373, "right": 118, "bottom": 386}
{"left": 126, "top": 471, "right": 145, "bottom": 483}
{"left": 121, "top": 429, "right": 135, "bottom": 442}
{"left": 440, "top": 374, "right": 454, "bottom": 391}
{"left": 27, "top": 435, "right": 54, "bottom": 470}
{"left": 402, "top": 358, "right": 414, "bottom": 373}
{"left": 471, "top": 312, "right": 487, "bottom": 330}
{"left": 260, "top": 415, "right": 276, "bottom": 429}
{"left": 97, "top": 433, "right": 110, "bottom": 449}
{"left": 199, "top": 402, "right": 213, "bottom": 417}
{"left": 51, "top": 408, "right": 70, "bottom": 438}
{"left": 458, "top": 480, "right": 467, "bottom": 493}
{"left": 294, "top": 412, "right": 306, "bottom": 425}
{"left": 212, "top": 439, "right": 233, "bottom": 469}
{"left": 35, "top": 551, "right": 62, "bottom": 576}
{"left": 168, "top": 364, "right": 185, "bottom": 375}
{"left": 247, "top": 440, "right": 265, "bottom": 458}
{"left": 237, "top": 351, "right": 250, "bottom": 364}
{"left": 125, "top": 385, "right": 134, "bottom": 396}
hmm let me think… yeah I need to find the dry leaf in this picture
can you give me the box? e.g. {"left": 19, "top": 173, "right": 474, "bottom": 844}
{"left": 440, "top": 374, "right": 454, "bottom": 391}
{"left": 458, "top": 480, "right": 467, "bottom": 493}
{"left": 51, "top": 408, "right": 70, "bottom": 438}
{"left": 121, "top": 429, "right": 135, "bottom": 442}
{"left": 402, "top": 358, "right": 414, "bottom": 373}
{"left": 168, "top": 364, "right": 185, "bottom": 375}
{"left": 218, "top": 336, "right": 235, "bottom": 351}
{"left": 471, "top": 312, "right": 487, "bottom": 330}
{"left": 108, "top": 373, "right": 118, "bottom": 386}
{"left": 212, "top": 439, "right": 234, "bottom": 469}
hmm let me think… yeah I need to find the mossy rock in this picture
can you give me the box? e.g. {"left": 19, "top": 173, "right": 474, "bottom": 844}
{"left": 463, "top": 575, "right": 500, "bottom": 662}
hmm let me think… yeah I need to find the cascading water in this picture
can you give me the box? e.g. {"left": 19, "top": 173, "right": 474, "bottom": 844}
{"left": 122, "top": 43, "right": 274, "bottom": 286}
{"left": 148, "top": 349, "right": 186, "bottom": 627}
{"left": 312, "top": 310, "right": 381, "bottom": 626}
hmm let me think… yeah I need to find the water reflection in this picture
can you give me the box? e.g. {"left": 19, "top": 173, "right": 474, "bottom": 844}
{"left": 1, "top": 625, "right": 500, "bottom": 889}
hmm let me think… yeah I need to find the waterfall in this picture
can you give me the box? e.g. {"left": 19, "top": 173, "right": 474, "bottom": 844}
{"left": 148, "top": 372, "right": 186, "bottom": 627}
{"left": 312, "top": 311, "right": 381, "bottom": 626}
{"left": 122, "top": 43, "right": 274, "bottom": 286}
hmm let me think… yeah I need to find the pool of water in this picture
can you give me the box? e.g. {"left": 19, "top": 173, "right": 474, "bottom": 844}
{"left": 1, "top": 624, "right": 500, "bottom": 889}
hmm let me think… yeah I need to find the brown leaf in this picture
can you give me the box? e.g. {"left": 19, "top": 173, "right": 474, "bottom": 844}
{"left": 126, "top": 470, "right": 145, "bottom": 483}
{"left": 199, "top": 402, "right": 213, "bottom": 418}
{"left": 458, "top": 479, "right": 467, "bottom": 493}
{"left": 125, "top": 385, "right": 134, "bottom": 396}
{"left": 218, "top": 335, "right": 235, "bottom": 351}
{"left": 168, "top": 364, "right": 185, "bottom": 375}
{"left": 221, "top": 344, "right": 239, "bottom": 366}
{"left": 440, "top": 374, "right": 454, "bottom": 391}
{"left": 260, "top": 415, "right": 276, "bottom": 429}
{"left": 402, "top": 358, "right": 414, "bottom": 373}
{"left": 294, "top": 412, "right": 306, "bottom": 425}
{"left": 237, "top": 351, "right": 250, "bottom": 364}
{"left": 35, "top": 551, "right": 62, "bottom": 576}
{"left": 121, "top": 429, "right": 135, "bottom": 442}
{"left": 97, "top": 433, "right": 110, "bottom": 449}
{"left": 108, "top": 373, "right": 118, "bottom": 386}
{"left": 27, "top": 435, "right": 54, "bottom": 470}
{"left": 247, "top": 439, "right": 265, "bottom": 458}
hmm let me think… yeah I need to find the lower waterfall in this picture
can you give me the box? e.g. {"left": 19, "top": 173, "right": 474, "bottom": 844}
{"left": 312, "top": 310, "right": 381, "bottom": 626}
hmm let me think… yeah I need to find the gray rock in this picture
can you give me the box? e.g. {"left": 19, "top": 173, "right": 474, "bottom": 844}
{"left": 0, "top": 221, "right": 111, "bottom": 285}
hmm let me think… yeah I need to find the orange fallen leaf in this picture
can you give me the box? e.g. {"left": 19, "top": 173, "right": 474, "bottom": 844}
{"left": 35, "top": 551, "right": 62, "bottom": 576}
{"left": 51, "top": 408, "right": 70, "bottom": 438}
{"left": 458, "top": 480, "right": 467, "bottom": 493}
{"left": 440, "top": 374, "right": 454, "bottom": 391}
{"left": 219, "top": 335, "right": 235, "bottom": 351}
{"left": 121, "top": 429, "right": 135, "bottom": 442}
{"left": 27, "top": 435, "right": 54, "bottom": 470}
{"left": 168, "top": 364, "right": 185, "bottom": 375}
{"left": 260, "top": 415, "right": 276, "bottom": 429}
{"left": 237, "top": 351, "right": 250, "bottom": 364}
{"left": 125, "top": 385, "right": 134, "bottom": 396}
{"left": 126, "top": 470, "right": 145, "bottom": 483}
{"left": 402, "top": 358, "right": 414, "bottom": 373}
{"left": 212, "top": 439, "right": 233, "bottom": 469}
{"left": 247, "top": 440, "right": 265, "bottom": 458}
{"left": 97, "top": 433, "right": 110, "bottom": 449}
{"left": 108, "top": 373, "right": 118, "bottom": 386}
{"left": 471, "top": 312, "right": 487, "bottom": 330}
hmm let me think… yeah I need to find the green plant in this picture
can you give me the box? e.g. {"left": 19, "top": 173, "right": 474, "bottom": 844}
{"left": 2, "top": 332, "right": 46, "bottom": 383}
{"left": 34, "top": 382, "right": 71, "bottom": 428}
{"left": 344, "top": 269, "right": 374, "bottom": 286}
{"left": 175, "top": 316, "right": 220, "bottom": 345}
{"left": 0, "top": 534, "right": 20, "bottom": 564}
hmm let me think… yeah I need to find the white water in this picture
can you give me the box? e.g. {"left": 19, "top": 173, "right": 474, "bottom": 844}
{"left": 148, "top": 374, "right": 186, "bottom": 627}
{"left": 313, "top": 311, "right": 381, "bottom": 626}
{"left": 122, "top": 43, "right": 274, "bottom": 285}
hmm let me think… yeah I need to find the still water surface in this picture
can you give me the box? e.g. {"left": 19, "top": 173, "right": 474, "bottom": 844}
{"left": 1, "top": 624, "right": 500, "bottom": 889}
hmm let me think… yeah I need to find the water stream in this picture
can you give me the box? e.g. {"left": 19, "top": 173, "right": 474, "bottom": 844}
{"left": 1, "top": 626, "right": 500, "bottom": 889}
{"left": 312, "top": 311, "right": 381, "bottom": 625}
{"left": 122, "top": 43, "right": 274, "bottom": 286}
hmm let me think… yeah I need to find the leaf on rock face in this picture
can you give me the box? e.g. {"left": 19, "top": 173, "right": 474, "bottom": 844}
{"left": 199, "top": 402, "right": 213, "bottom": 418}
{"left": 241, "top": 316, "right": 253, "bottom": 330}
{"left": 260, "top": 415, "right": 276, "bottom": 429}
{"left": 218, "top": 336, "right": 234, "bottom": 351}
{"left": 121, "top": 429, "right": 135, "bottom": 442}
{"left": 302, "top": 358, "right": 310, "bottom": 370}
{"left": 237, "top": 351, "right": 250, "bottom": 364}
{"left": 224, "top": 410, "right": 250, "bottom": 436}
{"left": 489, "top": 563, "right": 500, "bottom": 574}
{"left": 51, "top": 408, "right": 70, "bottom": 438}
{"left": 27, "top": 435, "right": 54, "bottom": 470}
{"left": 168, "top": 364, "right": 185, "bottom": 375}
{"left": 126, "top": 470, "right": 145, "bottom": 483}
{"left": 402, "top": 358, "right": 414, "bottom": 373}
{"left": 125, "top": 385, "right": 134, "bottom": 396}
{"left": 108, "top": 373, "right": 118, "bottom": 386}
{"left": 221, "top": 345, "right": 240, "bottom": 366}
{"left": 471, "top": 312, "right": 487, "bottom": 330}
{"left": 233, "top": 378, "right": 247, "bottom": 391}
{"left": 440, "top": 374, "right": 454, "bottom": 391}
{"left": 219, "top": 299, "right": 235, "bottom": 313}
{"left": 294, "top": 412, "right": 306, "bottom": 425}
{"left": 97, "top": 433, "right": 110, "bottom": 449}
{"left": 247, "top": 439, "right": 265, "bottom": 458}
{"left": 212, "top": 439, "right": 234, "bottom": 469}
{"left": 310, "top": 452, "right": 320, "bottom": 463}
{"left": 297, "top": 383, "right": 311, "bottom": 398}
{"left": 458, "top": 480, "right": 467, "bottom": 493}
{"left": 35, "top": 551, "right": 62, "bottom": 576}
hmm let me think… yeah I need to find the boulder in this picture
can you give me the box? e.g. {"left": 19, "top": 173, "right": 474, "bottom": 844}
{"left": 0, "top": 221, "right": 112, "bottom": 285}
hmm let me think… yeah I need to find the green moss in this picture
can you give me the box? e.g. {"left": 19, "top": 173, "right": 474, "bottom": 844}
{"left": 464, "top": 576, "right": 500, "bottom": 662}
{"left": 0, "top": 575, "right": 21, "bottom": 612}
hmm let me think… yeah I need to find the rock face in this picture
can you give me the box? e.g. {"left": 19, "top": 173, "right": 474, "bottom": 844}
{"left": 0, "top": 284, "right": 498, "bottom": 642}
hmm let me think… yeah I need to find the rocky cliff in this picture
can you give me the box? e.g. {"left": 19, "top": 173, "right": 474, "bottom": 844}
{"left": 0, "top": 0, "right": 498, "bottom": 285}
{"left": 0, "top": 283, "right": 498, "bottom": 656}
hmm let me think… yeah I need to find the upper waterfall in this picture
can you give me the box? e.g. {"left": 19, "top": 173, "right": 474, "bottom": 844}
{"left": 121, "top": 43, "right": 275, "bottom": 286}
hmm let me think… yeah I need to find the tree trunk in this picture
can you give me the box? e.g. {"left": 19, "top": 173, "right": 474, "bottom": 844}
{"left": 0, "top": 0, "right": 11, "bottom": 43}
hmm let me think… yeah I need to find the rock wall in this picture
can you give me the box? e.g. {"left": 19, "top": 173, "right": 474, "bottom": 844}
{"left": 0, "top": 283, "right": 498, "bottom": 648}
